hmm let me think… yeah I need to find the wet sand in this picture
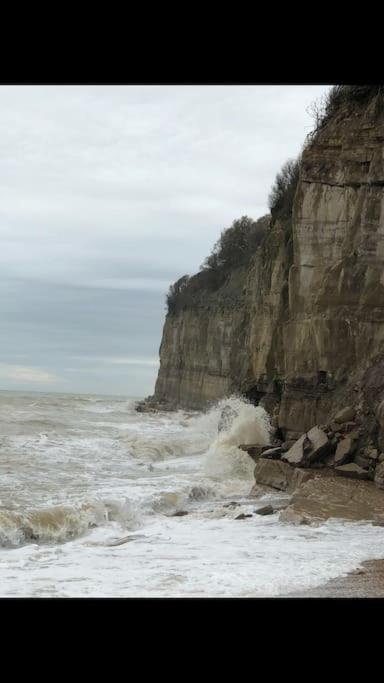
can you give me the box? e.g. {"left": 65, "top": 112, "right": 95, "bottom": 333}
{"left": 282, "top": 559, "right": 384, "bottom": 597}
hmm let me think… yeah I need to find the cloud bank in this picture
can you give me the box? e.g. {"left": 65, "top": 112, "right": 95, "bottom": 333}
{"left": 0, "top": 85, "right": 329, "bottom": 395}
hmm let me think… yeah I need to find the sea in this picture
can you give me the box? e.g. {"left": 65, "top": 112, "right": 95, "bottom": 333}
{"left": 0, "top": 390, "right": 383, "bottom": 597}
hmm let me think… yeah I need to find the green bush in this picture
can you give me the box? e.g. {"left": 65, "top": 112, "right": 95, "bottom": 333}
{"left": 202, "top": 215, "right": 270, "bottom": 272}
{"left": 166, "top": 275, "right": 190, "bottom": 314}
{"left": 165, "top": 215, "right": 270, "bottom": 314}
{"left": 268, "top": 157, "right": 300, "bottom": 218}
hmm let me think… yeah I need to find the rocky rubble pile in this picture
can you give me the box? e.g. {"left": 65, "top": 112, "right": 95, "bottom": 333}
{"left": 240, "top": 405, "right": 384, "bottom": 490}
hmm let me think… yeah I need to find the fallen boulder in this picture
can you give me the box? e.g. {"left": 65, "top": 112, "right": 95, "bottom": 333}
{"left": 306, "top": 426, "right": 330, "bottom": 463}
{"left": 235, "top": 513, "right": 253, "bottom": 520}
{"left": 254, "top": 459, "right": 293, "bottom": 490}
{"left": 239, "top": 444, "right": 270, "bottom": 461}
{"left": 335, "top": 463, "right": 370, "bottom": 480}
{"left": 280, "top": 475, "right": 384, "bottom": 523}
{"left": 353, "top": 454, "right": 371, "bottom": 470}
{"left": 282, "top": 427, "right": 330, "bottom": 466}
{"left": 282, "top": 433, "right": 308, "bottom": 466}
{"left": 334, "top": 406, "right": 356, "bottom": 423}
{"left": 334, "top": 437, "right": 356, "bottom": 466}
{"left": 260, "top": 446, "right": 282, "bottom": 459}
{"left": 253, "top": 458, "right": 316, "bottom": 492}
{"left": 254, "top": 505, "right": 274, "bottom": 516}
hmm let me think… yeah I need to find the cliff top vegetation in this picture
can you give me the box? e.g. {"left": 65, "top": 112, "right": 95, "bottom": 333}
{"left": 166, "top": 215, "right": 270, "bottom": 314}
{"left": 307, "top": 85, "right": 384, "bottom": 144}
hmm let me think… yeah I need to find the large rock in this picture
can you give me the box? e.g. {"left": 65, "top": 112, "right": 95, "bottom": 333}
{"left": 254, "top": 459, "right": 293, "bottom": 490}
{"left": 334, "top": 407, "right": 356, "bottom": 424}
{"left": 280, "top": 475, "right": 384, "bottom": 524}
{"left": 374, "top": 463, "right": 384, "bottom": 490}
{"left": 282, "top": 427, "right": 330, "bottom": 467}
{"left": 260, "top": 446, "right": 282, "bottom": 459}
{"left": 282, "top": 434, "right": 308, "bottom": 466}
{"left": 306, "top": 426, "right": 330, "bottom": 462}
{"left": 238, "top": 444, "right": 267, "bottom": 461}
{"left": 254, "top": 505, "right": 274, "bottom": 516}
{"left": 335, "top": 463, "right": 370, "bottom": 480}
{"left": 334, "top": 437, "right": 356, "bottom": 466}
{"left": 253, "top": 459, "right": 315, "bottom": 492}
{"left": 353, "top": 454, "right": 371, "bottom": 470}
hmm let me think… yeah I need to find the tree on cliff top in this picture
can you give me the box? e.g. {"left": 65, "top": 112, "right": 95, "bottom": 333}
{"left": 307, "top": 85, "right": 384, "bottom": 143}
{"left": 165, "top": 215, "right": 270, "bottom": 314}
{"left": 202, "top": 215, "right": 269, "bottom": 272}
{"left": 166, "top": 274, "right": 190, "bottom": 314}
{"left": 268, "top": 157, "right": 300, "bottom": 218}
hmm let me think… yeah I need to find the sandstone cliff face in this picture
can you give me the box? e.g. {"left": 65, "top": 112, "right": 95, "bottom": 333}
{"left": 154, "top": 93, "right": 384, "bottom": 436}
{"left": 154, "top": 267, "right": 250, "bottom": 410}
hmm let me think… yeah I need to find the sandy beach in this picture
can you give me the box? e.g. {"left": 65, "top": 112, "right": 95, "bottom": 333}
{"left": 283, "top": 559, "right": 384, "bottom": 597}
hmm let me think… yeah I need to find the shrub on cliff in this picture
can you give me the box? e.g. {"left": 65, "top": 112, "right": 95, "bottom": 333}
{"left": 166, "top": 275, "right": 190, "bottom": 314}
{"left": 307, "top": 85, "right": 384, "bottom": 142}
{"left": 268, "top": 157, "right": 300, "bottom": 218}
{"left": 202, "top": 215, "right": 270, "bottom": 272}
{"left": 165, "top": 215, "right": 270, "bottom": 314}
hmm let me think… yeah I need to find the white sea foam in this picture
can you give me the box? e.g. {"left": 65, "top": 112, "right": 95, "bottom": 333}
{"left": 203, "top": 397, "right": 271, "bottom": 480}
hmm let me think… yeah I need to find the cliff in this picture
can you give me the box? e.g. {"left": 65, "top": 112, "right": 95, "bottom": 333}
{"left": 151, "top": 87, "right": 384, "bottom": 439}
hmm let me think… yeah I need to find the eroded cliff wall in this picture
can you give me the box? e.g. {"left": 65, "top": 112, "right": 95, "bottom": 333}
{"left": 153, "top": 91, "right": 384, "bottom": 436}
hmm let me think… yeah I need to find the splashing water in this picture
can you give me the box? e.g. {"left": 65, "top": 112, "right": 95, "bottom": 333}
{"left": 203, "top": 397, "right": 271, "bottom": 479}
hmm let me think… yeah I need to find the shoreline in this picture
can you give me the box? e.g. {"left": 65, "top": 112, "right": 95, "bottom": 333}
{"left": 281, "top": 559, "right": 384, "bottom": 597}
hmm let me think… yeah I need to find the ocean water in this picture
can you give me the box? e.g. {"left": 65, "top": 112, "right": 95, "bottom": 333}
{"left": 0, "top": 390, "right": 383, "bottom": 597}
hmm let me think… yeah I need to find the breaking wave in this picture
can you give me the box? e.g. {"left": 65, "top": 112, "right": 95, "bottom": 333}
{"left": 0, "top": 498, "right": 141, "bottom": 548}
{"left": 203, "top": 397, "right": 271, "bottom": 479}
{"left": 114, "top": 396, "right": 271, "bottom": 480}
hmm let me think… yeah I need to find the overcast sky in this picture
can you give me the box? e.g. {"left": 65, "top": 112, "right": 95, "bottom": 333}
{"left": 0, "top": 85, "right": 329, "bottom": 396}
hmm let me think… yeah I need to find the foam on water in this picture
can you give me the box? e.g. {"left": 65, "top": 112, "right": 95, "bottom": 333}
{"left": 204, "top": 398, "right": 271, "bottom": 480}
{"left": 0, "top": 390, "right": 383, "bottom": 596}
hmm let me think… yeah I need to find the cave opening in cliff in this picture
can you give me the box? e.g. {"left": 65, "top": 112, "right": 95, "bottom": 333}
{"left": 244, "top": 386, "right": 266, "bottom": 406}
